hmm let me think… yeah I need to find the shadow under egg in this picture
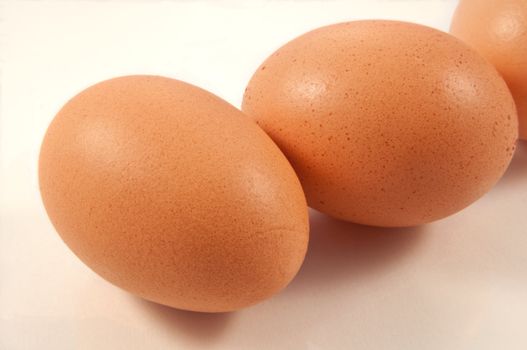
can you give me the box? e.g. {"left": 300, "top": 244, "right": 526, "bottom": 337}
{"left": 289, "top": 209, "right": 426, "bottom": 292}
{"left": 135, "top": 298, "right": 233, "bottom": 345}
{"left": 496, "top": 140, "right": 527, "bottom": 187}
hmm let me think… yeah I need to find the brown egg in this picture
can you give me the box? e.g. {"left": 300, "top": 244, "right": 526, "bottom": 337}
{"left": 243, "top": 20, "right": 518, "bottom": 227}
{"left": 451, "top": 0, "right": 527, "bottom": 140}
{"left": 39, "top": 75, "right": 308, "bottom": 312}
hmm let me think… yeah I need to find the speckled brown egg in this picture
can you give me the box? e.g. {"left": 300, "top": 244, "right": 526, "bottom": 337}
{"left": 242, "top": 20, "right": 518, "bottom": 227}
{"left": 39, "top": 75, "right": 309, "bottom": 312}
{"left": 451, "top": 0, "right": 527, "bottom": 140}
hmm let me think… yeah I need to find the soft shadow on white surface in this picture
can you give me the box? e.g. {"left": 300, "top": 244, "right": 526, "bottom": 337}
{"left": 497, "top": 140, "right": 527, "bottom": 187}
{"left": 290, "top": 210, "right": 426, "bottom": 291}
{"left": 136, "top": 299, "right": 233, "bottom": 345}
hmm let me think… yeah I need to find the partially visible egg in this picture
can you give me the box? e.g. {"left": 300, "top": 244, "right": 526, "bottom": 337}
{"left": 39, "top": 75, "right": 309, "bottom": 312}
{"left": 243, "top": 20, "right": 518, "bottom": 227}
{"left": 451, "top": 0, "right": 527, "bottom": 140}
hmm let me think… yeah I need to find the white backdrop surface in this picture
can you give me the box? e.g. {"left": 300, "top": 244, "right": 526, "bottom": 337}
{"left": 1, "top": 1, "right": 527, "bottom": 349}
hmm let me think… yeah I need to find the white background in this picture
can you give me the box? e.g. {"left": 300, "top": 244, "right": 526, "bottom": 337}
{"left": 1, "top": 0, "right": 527, "bottom": 349}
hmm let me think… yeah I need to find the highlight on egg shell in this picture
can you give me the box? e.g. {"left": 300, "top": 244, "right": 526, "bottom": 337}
{"left": 450, "top": 0, "right": 527, "bottom": 140}
{"left": 243, "top": 20, "right": 518, "bottom": 227}
{"left": 39, "top": 75, "right": 309, "bottom": 313}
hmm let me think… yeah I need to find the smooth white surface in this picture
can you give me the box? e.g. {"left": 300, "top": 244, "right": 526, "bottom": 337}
{"left": 1, "top": 1, "right": 526, "bottom": 349}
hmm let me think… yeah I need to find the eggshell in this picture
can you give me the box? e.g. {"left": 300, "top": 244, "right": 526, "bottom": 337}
{"left": 39, "top": 75, "right": 309, "bottom": 312}
{"left": 451, "top": 0, "right": 527, "bottom": 140}
{"left": 243, "top": 20, "right": 518, "bottom": 227}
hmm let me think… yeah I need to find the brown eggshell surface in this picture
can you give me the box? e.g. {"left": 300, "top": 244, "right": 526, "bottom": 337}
{"left": 451, "top": 0, "right": 527, "bottom": 140}
{"left": 243, "top": 20, "right": 518, "bottom": 227}
{"left": 39, "top": 75, "right": 309, "bottom": 312}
